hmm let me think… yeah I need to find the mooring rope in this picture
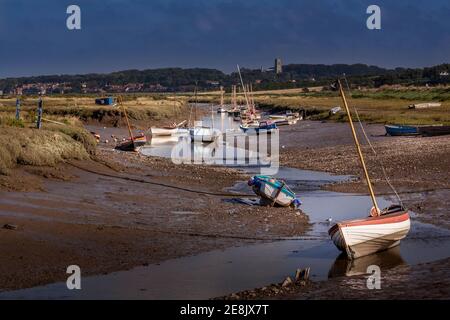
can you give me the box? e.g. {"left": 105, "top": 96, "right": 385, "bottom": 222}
{"left": 103, "top": 223, "right": 325, "bottom": 242}
{"left": 66, "top": 161, "right": 324, "bottom": 242}
{"left": 343, "top": 76, "right": 404, "bottom": 207}
{"left": 68, "top": 161, "right": 254, "bottom": 198}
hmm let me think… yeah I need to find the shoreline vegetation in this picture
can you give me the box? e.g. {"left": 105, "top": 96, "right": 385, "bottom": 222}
{"left": 0, "top": 95, "right": 187, "bottom": 125}
{"left": 0, "top": 95, "right": 188, "bottom": 177}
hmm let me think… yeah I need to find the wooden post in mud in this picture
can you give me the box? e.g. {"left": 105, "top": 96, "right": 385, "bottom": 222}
{"left": 36, "top": 97, "right": 43, "bottom": 129}
{"left": 338, "top": 79, "right": 380, "bottom": 214}
{"left": 15, "top": 98, "right": 21, "bottom": 120}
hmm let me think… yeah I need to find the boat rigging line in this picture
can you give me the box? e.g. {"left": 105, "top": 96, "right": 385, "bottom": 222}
{"left": 342, "top": 75, "right": 404, "bottom": 207}
{"left": 68, "top": 160, "right": 254, "bottom": 198}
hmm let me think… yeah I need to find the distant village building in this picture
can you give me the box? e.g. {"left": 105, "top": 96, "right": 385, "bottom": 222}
{"left": 275, "top": 58, "right": 282, "bottom": 74}
{"left": 440, "top": 71, "right": 449, "bottom": 77}
{"left": 206, "top": 80, "right": 220, "bottom": 87}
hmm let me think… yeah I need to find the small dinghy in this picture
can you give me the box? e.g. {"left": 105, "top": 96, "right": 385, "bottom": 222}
{"left": 330, "top": 106, "right": 342, "bottom": 115}
{"left": 272, "top": 118, "right": 298, "bottom": 126}
{"left": 385, "top": 125, "right": 419, "bottom": 136}
{"left": 329, "top": 205, "right": 410, "bottom": 259}
{"left": 232, "top": 111, "right": 241, "bottom": 122}
{"left": 418, "top": 125, "right": 450, "bottom": 137}
{"left": 269, "top": 114, "right": 287, "bottom": 121}
{"left": 240, "top": 121, "right": 278, "bottom": 134}
{"left": 329, "top": 80, "right": 411, "bottom": 259}
{"left": 270, "top": 111, "right": 301, "bottom": 121}
{"left": 248, "top": 175, "right": 301, "bottom": 208}
{"left": 408, "top": 102, "right": 441, "bottom": 109}
{"left": 189, "top": 126, "right": 221, "bottom": 143}
{"left": 151, "top": 121, "right": 187, "bottom": 137}
{"left": 115, "top": 133, "right": 147, "bottom": 152}
{"left": 150, "top": 126, "right": 179, "bottom": 136}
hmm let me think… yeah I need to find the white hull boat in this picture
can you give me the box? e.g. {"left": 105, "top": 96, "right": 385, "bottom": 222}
{"left": 269, "top": 112, "right": 301, "bottom": 126}
{"left": 269, "top": 115, "right": 287, "bottom": 121}
{"left": 150, "top": 120, "right": 188, "bottom": 137}
{"left": 150, "top": 135, "right": 183, "bottom": 146}
{"left": 189, "top": 127, "right": 221, "bottom": 143}
{"left": 150, "top": 127, "right": 178, "bottom": 136}
{"left": 329, "top": 207, "right": 410, "bottom": 260}
{"left": 328, "top": 79, "right": 411, "bottom": 260}
{"left": 272, "top": 118, "right": 298, "bottom": 126}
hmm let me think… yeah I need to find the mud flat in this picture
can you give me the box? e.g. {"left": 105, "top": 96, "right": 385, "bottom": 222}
{"left": 0, "top": 147, "right": 309, "bottom": 292}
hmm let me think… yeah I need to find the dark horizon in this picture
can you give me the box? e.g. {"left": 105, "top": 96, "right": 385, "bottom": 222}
{"left": 1, "top": 0, "right": 449, "bottom": 78}
{"left": 2, "top": 61, "right": 449, "bottom": 81}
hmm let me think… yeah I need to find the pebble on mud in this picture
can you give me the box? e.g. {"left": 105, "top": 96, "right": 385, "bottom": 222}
{"left": 3, "top": 224, "right": 18, "bottom": 230}
{"left": 282, "top": 276, "right": 293, "bottom": 287}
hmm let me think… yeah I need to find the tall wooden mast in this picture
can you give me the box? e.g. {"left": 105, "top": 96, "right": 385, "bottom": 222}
{"left": 232, "top": 85, "right": 237, "bottom": 109}
{"left": 220, "top": 86, "right": 224, "bottom": 108}
{"left": 338, "top": 79, "right": 380, "bottom": 214}
{"left": 237, "top": 65, "right": 251, "bottom": 111}
{"left": 118, "top": 96, "right": 134, "bottom": 144}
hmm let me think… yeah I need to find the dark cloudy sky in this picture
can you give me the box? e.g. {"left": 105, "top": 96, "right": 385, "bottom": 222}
{"left": 0, "top": 0, "right": 449, "bottom": 77}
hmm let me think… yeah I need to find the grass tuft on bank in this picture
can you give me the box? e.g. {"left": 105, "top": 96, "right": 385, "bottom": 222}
{"left": 0, "top": 127, "right": 92, "bottom": 175}
{"left": 0, "top": 113, "right": 97, "bottom": 175}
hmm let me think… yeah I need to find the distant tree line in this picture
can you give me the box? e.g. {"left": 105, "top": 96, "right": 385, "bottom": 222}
{"left": 1, "top": 63, "right": 449, "bottom": 93}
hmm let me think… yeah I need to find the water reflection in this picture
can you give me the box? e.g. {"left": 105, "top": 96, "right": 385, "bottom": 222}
{"left": 149, "top": 135, "right": 182, "bottom": 146}
{"left": 328, "top": 246, "right": 405, "bottom": 278}
{"left": 142, "top": 132, "right": 276, "bottom": 168}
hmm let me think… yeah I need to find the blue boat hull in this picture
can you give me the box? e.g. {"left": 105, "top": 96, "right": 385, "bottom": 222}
{"left": 385, "top": 125, "right": 419, "bottom": 136}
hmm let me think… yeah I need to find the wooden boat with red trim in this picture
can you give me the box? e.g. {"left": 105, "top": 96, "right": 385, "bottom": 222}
{"left": 115, "top": 133, "right": 147, "bottom": 152}
{"left": 328, "top": 205, "right": 410, "bottom": 259}
{"left": 114, "top": 96, "right": 148, "bottom": 152}
{"left": 328, "top": 80, "right": 411, "bottom": 259}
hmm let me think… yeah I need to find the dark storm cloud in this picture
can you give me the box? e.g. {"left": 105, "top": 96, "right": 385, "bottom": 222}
{"left": 0, "top": 0, "right": 448, "bottom": 77}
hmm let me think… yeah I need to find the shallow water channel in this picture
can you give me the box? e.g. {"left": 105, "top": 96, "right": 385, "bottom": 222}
{"left": 3, "top": 114, "right": 450, "bottom": 299}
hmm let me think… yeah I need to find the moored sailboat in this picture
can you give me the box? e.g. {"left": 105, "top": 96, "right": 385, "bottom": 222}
{"left": 114, "top": 96, "right": 148, "bottom": 152}
{"left": 217, "top": 86, "right": 227, "bottom": 113}
{"left": 328, "top": 80, "right": 410, "bottom": 260}
{"left": 190, "top": 105, "right": 222, "bottom": 143}
{"left": 115, "top": 133, "right": 147, "bottom": 151}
